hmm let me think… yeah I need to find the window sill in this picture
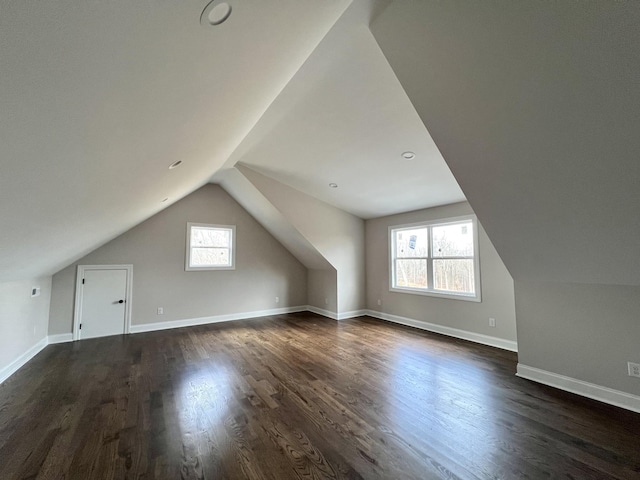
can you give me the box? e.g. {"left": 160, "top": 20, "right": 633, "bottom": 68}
{"left": 185, "top": 266, "right": 236, "bottom": 271}
{"left": 390, "top": 286, "right": 481, "bottom": 302}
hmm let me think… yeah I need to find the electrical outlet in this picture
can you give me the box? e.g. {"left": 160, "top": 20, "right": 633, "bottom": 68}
{"left": 275, "top": 296, "right": 279, "bottom": 303}
{"left": 377, "top": 299, "right": 382, "bottom": 306}
{"left": 489, "top": 317, "right": 496, "bottom": 327}
{"left": 628, "top": 362, "right": 640, "bottom": 378}
{"left": 157, "top": 307, "right": 164, "bottom": 315}
{"left": 325, "top": 298, "right": 329, "bottom": 305}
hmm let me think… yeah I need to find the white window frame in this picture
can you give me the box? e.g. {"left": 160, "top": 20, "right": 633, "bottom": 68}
{"left": 185, "top": 222, "right": 236, "bottom": 271}
{"left": 389, "top": 215, "right": 481, "bottom": 302}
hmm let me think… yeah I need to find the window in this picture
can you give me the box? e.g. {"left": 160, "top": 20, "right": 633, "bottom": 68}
{"left": 389, "top": 216, "right": 480, "bottom": 301}
{"left": 186, "top": 223, "right": 235, "bottom": 271}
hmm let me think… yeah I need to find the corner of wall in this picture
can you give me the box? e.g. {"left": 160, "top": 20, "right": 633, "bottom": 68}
{"left": 0, "top": 276, "right": 52, "bottom": 384}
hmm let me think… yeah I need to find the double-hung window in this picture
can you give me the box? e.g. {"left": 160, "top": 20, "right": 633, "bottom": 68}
{"left": 390, "top": 216, "right": 480, "bottom": 301}
{"left": 186, "top": 223, "right": 235, "bottom": 271}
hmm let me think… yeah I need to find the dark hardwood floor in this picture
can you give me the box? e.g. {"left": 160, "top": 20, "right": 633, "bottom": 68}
{"left": 1, "top": 313, "right": 639, "bottom": 479}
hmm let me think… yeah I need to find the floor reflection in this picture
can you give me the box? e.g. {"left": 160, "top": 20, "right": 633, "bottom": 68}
{"left": 387, "top": 344, "right": 497, "bottom": 470}
{"left": 175, "top": 362, "right": 235, "bottom": 473}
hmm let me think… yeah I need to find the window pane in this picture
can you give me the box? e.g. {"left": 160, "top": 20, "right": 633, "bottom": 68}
{"left": 191, "top": 247, "right": 230, "bottom": 267}
{"left": 191, "top": 227, "right": 230, "bottom": 248}
{"left": 433, "top": 259, "right": 475, "bottom": 294}
{"left": 395, "top": 259, "right": 428, "bottom": 288}
{"left": 432, "top": 222, "right": 473, "bottom": 257}
{"left": 395, "top": 228, "right": 429, "bottom": 258}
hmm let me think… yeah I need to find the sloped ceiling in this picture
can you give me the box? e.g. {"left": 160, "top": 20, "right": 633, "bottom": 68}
{"left": 1, "top": 0, "right": 468, "bottom": 284}
{"left": 9, "top": 0, "right": 636, "bottom": 289}
{"left": 216, "top": 168, "right": 334, "bottom": 271}
{"left": 0, "top": 0, "right": 350, "bottom": 282}
{"left": 372, "top": 0, "right": 640, "bottom": 286}
{"left": 216, "top": 1, "right": 464, "bottom": 218}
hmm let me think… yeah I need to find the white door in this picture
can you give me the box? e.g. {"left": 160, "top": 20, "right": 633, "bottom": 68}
{"left": 78, "top": 268, "right": 128, "bottom": 339}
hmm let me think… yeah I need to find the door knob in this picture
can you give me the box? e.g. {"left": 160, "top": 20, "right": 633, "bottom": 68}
{"left": 118, "top": 299, "right": 124, "bottom": 304}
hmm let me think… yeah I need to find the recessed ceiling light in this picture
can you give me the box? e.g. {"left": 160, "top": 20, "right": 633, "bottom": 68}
{"left": 402, "top": 151, "right": 416, "bottom": 160}
{"left": 169, "top": 160, "right": 182, "bottom": 169}
{"left": 161, "top": 198, "right": 169, "bottom": 203}
{"left": 201, "top": 1, "right": 232, "bottom": 27}
{"left": 329, "top": 183, "right": 338, "bottom": 188}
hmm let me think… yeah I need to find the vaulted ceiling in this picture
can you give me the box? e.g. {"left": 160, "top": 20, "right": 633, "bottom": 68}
{"left": 3, "top": 0, "right": 637, "bottom": 290}
{"left": 0, "top": 0, "right": 463, "bottom": 282}
{"left": 215, "top": 1, "right": 464, "bottom": 218}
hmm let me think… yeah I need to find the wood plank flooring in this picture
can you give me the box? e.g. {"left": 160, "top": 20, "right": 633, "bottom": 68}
{"left": 1, "top": 313, "right": 639, "bottom": 479}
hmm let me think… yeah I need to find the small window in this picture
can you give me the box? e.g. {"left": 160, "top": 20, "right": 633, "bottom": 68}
{"left": 389, "top": 216, "right": 480, "bottom": 301}
{"left": 186, "top": 223, "right": 235, "bottom": 271}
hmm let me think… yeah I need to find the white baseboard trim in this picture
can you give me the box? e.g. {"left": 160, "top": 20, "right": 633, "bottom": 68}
{"left": 337, "top": 309, "right": 367, "bottom": 320}
{"left": 129, "top": 305, "right": 308, "bottom": 334}
{"left": 48, "top": 333, "right": 73, "bottom": 344}
{"left": 3, "top": 308, "right": 517, "bottom": 386}
{"left": 364, "top": 310, "right": 518, "bottom": 352}
{"left": 306, "top": 306, "right": 367, "bottom": 321}
{"left": 306, "top": 305, "right": 338, "bottom": 320}
{"left": 0, "top": 338, "right": 48, "bottom": 385}
{"left": 516, "top": 364, "right": 640, "bottom": 414}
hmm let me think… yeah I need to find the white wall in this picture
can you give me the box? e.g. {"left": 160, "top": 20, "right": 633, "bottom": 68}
{"left": 0, "top": 277, "right": 51, "bottom": 384}
{"left": 48, "top": 184, "right": 308, "bottom": 335}
{"left": 238, "top": 165, "right": 366, "bottom": 315}
{"left": 516, "top": 281, "right": 640, "bottom": 396}
{"left": 366, "top": 202, "right": 517, "bottom": 346}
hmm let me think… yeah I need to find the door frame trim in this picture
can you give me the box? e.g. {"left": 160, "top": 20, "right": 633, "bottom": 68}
{"left": 73, "top": 264, "right": 133, "bottom": 341}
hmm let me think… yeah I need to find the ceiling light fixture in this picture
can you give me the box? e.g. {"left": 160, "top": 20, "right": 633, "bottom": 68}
{"left": 169, "top": 160, "right": 182, "bottom": 169}
{"left": 161, "top": 198, "right": 169, "bottom": 203}
{"left": 402, "top": 151, "right": 416, "bottom": 160}
{"left": 201, "top": 1, "right": 232, "bottom": 27}
{"left": 329, "top": 183, "right": 338, "bottom": 188}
